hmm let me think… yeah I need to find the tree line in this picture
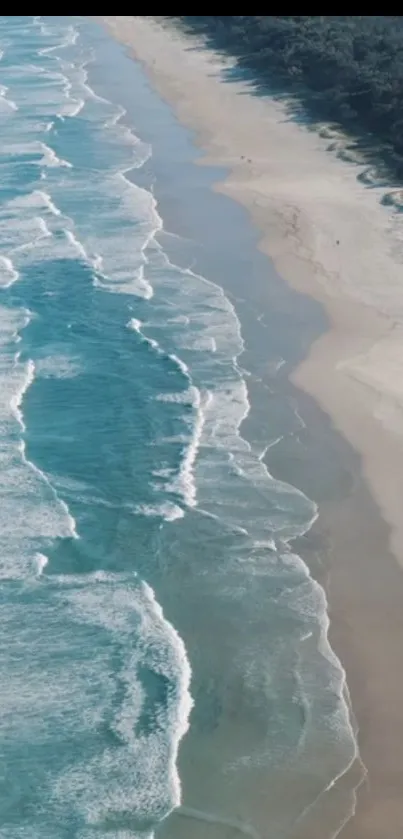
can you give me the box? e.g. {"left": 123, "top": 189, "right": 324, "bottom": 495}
{"left": 169, "top": 16, "right": 403, "bottom": 177}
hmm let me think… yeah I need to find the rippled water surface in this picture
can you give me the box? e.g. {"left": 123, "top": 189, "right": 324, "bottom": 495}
{"left": 0, "top": 16, "right": 357, "bottom": 839}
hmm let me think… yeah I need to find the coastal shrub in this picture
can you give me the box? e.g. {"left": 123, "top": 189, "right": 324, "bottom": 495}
{"left": 169, "top": 16, "right": 403, "bottom": 175}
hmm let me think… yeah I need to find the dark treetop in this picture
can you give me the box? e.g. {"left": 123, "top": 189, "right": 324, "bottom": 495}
{"left": 170, "top": 16, "right": 403, "bottom": 178}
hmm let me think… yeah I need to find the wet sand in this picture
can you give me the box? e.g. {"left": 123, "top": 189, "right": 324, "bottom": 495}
{"left": 100, "top": 16, "right": 403, "bottom": 838}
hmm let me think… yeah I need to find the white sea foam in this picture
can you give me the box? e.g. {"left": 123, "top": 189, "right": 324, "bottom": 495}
{"left": 33, "top": 552, "right": 49, "bottom": 575}
{"left": 35, "top": 189, "right": 61, "bottom": 216}
{"left": 0, "top": 256, "right": 19, "bottom": 289}
{"left": 31, "top": 13, "right": 318, "bottom": 528}
{"left": 61, "top": 95, "right": 85, "bottom": 118}
{"left": 13, "top": 66, "right": 156, "bottom": 297}
{"left": 143, "top": 240, "right": 318, "bottom": 539}
{"left": 167, "top": 387, "right": 209, "bottom": 509}
{"left": 0, "top": 188, "right": 93, "bottom": 273}
{"left": 135, "top": 144, "right": 360, "bottom": 827}
{"left": 168, "top": 314, "right": 190, "bottom": 326}
{"left": 135, "top": 502, "right": 185, "bottom": 522}
{"left": 155, "top": 390, "right": 195, "bottom": 404}
{"left": 3, "top": 62, "right": 82, "bottom": 117}
{"left": 168, "top": 353, "right": 190, "bottom": 378}
{"left": 64, "top": 228, "right": 89, "bottom": 261}
{"left": 38, "top": 24, "right": 79, "bottom": 56}
{"left": 53, "top": 573, "right": 192, "bottom": 829}
{"left": 177, "top": 333, "right": 218, "bottom": 352}
{"left": 15, "top": 418, "right": 78, "bottom": 541}
{"left": 104, "top": 102, "right": 126, "bottom": 128}
{"left": 126, "top": 317, "right": 160, "bottom": 351}
{"left": 125, "top": 308, "right": 209, "bottom": 510}
{"left": 0, "top": 140, "right": 71, "bottom": 168}
{"left": 126, "top": 317, "right": 142, "bottom": 332}
{"left": 39, "top": 141, "right": 72, "bottom": 168}
{"left": 1, "top": 214, "right": 50, "bottom": 259}
{"left": 9, "top": 354, "right": 36, "bottom": 431}
{"left": 0, "top": 306, "right": 78, "bottom": 579}
{"left": 36, "top": 353, "right": 82, "bottom": 380}
{"left": 152, "top": 467, "right": 175, "bottom": 479}
{"left": 0, "top": 26, "right": 155, "bottom": 306}
{"left": 0, "top": 83, "right": 18, "bottom": 111}
{"left": 0, "top": 14, "right": 360, "bottom": 834}
{"left": 0, "top": 33, "right": 194, "bottom": 831}
{"left": 272, "top": 555, "right": 362, "bottom": 832}
{"left": 80, "top": 172, "right": 158, "bottom": 299}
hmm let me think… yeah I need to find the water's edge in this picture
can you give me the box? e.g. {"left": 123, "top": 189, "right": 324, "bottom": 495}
{"left": 93, "top": 19, "right": 366, "bottom": 838}
{"left": 0, "top": 15, "right": 365, "bottom": 839}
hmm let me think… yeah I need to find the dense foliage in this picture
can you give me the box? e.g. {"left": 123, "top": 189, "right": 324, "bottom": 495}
{"left": 170, "top": 16, "right": 403, "bottom": 175}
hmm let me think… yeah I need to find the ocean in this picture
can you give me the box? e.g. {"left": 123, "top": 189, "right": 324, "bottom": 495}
{"left": 0, "top": 15, "right": 359, "bottom": 839}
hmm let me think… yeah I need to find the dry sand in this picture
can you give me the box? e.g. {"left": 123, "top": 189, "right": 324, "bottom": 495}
{"left": 100, "top": 16, "right": 403, "bottom": 838}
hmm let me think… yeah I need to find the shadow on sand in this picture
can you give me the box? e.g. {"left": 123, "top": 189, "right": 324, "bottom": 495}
{"left": 172, "top": 19, "right": 403, "bottom": 211}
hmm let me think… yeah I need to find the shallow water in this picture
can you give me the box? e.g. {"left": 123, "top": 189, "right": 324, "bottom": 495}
{"left": 0, "top": 16, "right": 358, "bottom": 838}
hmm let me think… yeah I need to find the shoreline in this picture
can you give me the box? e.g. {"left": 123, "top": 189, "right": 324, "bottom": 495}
{"left": 100, "top": 16, "right": 403, "bottom": 838}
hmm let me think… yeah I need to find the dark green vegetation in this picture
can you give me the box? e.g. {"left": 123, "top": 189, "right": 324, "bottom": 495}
{"left": 170, "top": 16, "right": 403, "bottom": 178}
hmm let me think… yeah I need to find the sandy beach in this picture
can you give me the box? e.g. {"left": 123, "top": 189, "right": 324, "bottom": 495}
{"left": 100, "top": 16, "right": 403, "bottom": 838}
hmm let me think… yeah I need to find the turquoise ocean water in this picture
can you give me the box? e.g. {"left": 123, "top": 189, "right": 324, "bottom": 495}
{"left": 0, "top": 16, "right": 359, "bottom": 838}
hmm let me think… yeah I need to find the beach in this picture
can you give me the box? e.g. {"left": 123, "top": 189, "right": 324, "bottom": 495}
{"left": 100, "top": 16, "right": 403, "bottom": 839}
